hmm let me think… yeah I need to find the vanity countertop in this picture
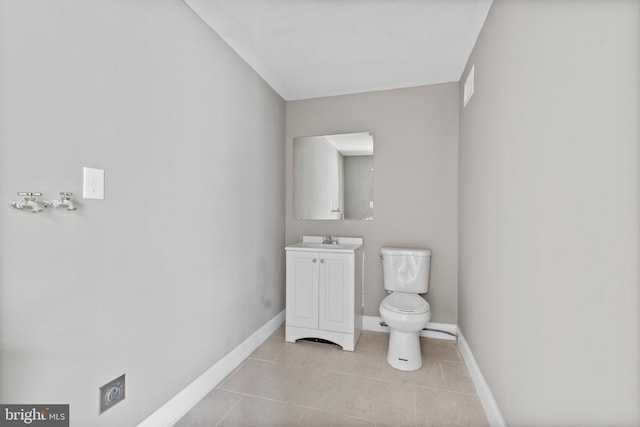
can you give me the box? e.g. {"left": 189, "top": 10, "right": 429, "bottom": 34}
{"left": 285, "top": 236, "right": 363, "bottom": 253}
{"left": 285, "top": 242, "right": 362, "bottom": 253}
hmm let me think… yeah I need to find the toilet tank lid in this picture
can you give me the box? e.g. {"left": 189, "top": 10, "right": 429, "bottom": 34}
{"left": 380, "top": 247, "right": 431, "bottom": 257}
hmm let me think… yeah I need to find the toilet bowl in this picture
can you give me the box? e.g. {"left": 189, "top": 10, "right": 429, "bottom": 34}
{"left": 380, "top": 292, "right": 431, "bottom": 371}
{"left": 379, "top": 247, "right": 432, "bottom": 371}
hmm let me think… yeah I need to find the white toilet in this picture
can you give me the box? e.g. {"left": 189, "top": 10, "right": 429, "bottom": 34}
{"left": 379, "top": 247, "right": 432, "bottom": 371}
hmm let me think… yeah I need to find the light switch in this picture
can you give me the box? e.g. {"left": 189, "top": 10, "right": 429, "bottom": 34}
{"left": 83, "top": 167, "right": 105, "bottom": 199}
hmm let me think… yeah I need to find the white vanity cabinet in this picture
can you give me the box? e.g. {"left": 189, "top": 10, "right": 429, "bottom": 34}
{"left": 285, "top": 236, "right": 364, "bottom": 351}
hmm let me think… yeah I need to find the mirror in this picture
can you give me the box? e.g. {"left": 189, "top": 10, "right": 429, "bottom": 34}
{"left": 293, "top": 131, "right": 374, "bottom": 220}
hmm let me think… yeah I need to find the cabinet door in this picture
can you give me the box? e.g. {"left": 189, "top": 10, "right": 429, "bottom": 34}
{"left": 318, "top": 253, "right": 353, "bottom": 334}
{"left": 286, "top": 251, "right": 319, "bottom": 329}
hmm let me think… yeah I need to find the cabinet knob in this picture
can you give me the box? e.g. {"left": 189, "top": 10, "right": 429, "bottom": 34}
{"left": 313, "top": 258, "right": 317, "bottom": 263}
{"left": 320, "top": 259, "right": 325, "bottom": 263}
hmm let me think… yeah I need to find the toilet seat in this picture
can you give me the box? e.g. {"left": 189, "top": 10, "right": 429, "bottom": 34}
{"left": 382, "top": 293, "right": 430, "bottom": 314}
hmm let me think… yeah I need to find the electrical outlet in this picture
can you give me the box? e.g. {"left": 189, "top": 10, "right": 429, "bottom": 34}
{"left": 83, "top": 167, "right": 105, "bottom": 199}
{"left": 99, "top": 374, "right": 125, "bottom": 414}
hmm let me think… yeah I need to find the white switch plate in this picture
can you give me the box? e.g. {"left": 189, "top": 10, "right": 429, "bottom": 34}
{"left": 83, "top": 167, "right": 105, "bottom": 199}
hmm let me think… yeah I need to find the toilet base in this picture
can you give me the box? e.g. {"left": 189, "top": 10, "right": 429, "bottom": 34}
{"left": 386, "top": 329, "right": 422, "bottom": 371}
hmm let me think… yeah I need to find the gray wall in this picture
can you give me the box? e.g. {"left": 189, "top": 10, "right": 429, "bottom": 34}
{"left": 458, "top": 0, "right": 639, "bottom": 425}
{"left": 286, "top": 84, "right": 459, "bottom": 322}
{"left": 0, "top": 0, "right": 285, "bottom": 426}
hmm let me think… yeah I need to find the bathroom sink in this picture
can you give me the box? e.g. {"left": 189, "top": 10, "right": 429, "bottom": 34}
{"left": 306, "top": 242, "right": 349, "bottom": 249}
{"left": 285, "top": 242, "right": 355, "bottom": 252}
{"left": 285, "top": 236, "right": 363, "bottom": 253}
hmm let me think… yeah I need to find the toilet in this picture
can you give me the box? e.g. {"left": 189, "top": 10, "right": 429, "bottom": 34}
{"left": 379, "top": 247, "right": 432, "bottom": 371}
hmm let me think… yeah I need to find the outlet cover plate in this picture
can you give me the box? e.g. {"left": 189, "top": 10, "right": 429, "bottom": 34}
{"left": 99, "top": 374, "right": 125, "bottom": 414}
{"left": 83, "top": 167, "right": 105, "bottom": 199}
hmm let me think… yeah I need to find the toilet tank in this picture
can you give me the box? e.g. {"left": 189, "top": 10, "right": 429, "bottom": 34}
{"left": 381, "top": 247, "right": 431, "bottom": 293}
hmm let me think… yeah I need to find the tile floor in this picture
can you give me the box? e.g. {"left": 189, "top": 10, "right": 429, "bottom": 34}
{"left": 175, "top": 325, "right": 488, "bottom": 427}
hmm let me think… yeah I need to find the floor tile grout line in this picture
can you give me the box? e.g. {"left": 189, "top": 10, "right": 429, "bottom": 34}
{"left": 261, "top": 397, "right": 377, "bottom": 425}
{"left": 214, "top": 394, "right": 244, "bottom": 427}
{"left": 218, "top": 365, "right": 476, "bottom": 424}
{"left": 216, "top": 358, "right": 250, "bottom": 390}
{"left": 413, "top": 385, "right": 479, "bottom": 397}
{"left": 437, "top": 359, "right": 446, "bottom": 385}
{"left": 224, "top": 356, "right": 391, "bottom": 388}
{"left": 242, "top": 352, "right": 480, "bottom": 397}
{"left": 215, "top": 385, "right": 479, "bottom": 426}
{"left": 413, "top": 385, "right": 418, "bottom": 427}
{"left": 212, "top": 389, "right": 288, "bottom": 407}
{"left": 213, "top": 390, "right": 378, "bottom": 425}
{"left": 218, "top": 367, "right": 413, "bottom": 425}
{"left": 245, "top": 358, "right": 477, "bottom": 396}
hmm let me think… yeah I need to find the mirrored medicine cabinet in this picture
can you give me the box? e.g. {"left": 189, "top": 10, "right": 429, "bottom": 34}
{"left": 293, "top": 131, "right": 374, "bottom": 220}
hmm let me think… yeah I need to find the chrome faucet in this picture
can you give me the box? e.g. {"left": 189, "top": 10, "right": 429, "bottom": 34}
{"left": 46, "top": 192, "right": 77, "bottom": 211}
{"left": 8, "top": 192, "right": 44, "bottom": 213}
{"left": 322, "top": 235, "right": 338, "bottom": 245}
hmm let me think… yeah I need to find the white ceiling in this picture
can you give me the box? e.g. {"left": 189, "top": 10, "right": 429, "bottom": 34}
{"left": 184, "top": 0, "right": 493, "bottom": 101}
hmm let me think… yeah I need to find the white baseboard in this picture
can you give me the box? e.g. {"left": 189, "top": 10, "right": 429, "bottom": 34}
{"left": 457, "top": 330, "right": 507, "bottom": 427}
{"left": 362, "top": 315, "right": 458, "bottom": 341}
{"left": 136, "top": 309, "right": 286, "bottom": 427}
